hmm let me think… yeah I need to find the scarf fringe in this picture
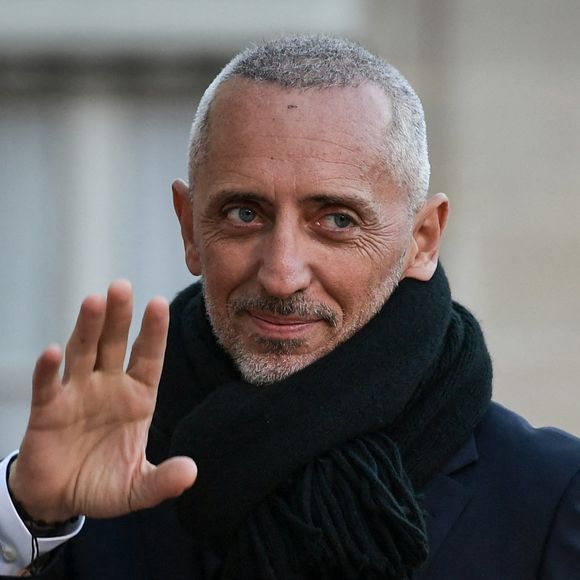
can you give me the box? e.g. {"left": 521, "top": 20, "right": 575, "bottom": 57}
{"left": 222, "top": 433, "right": 427, "bottom": 580}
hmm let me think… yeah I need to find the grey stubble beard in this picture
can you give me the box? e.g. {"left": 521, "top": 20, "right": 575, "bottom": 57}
{"left": 202, "top": 254, "right": 406, "bottom": 386}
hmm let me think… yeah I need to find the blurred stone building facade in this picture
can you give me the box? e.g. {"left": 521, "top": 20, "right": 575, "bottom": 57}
{"left": 0, "top": 0, "right": 579, "bottom": 454}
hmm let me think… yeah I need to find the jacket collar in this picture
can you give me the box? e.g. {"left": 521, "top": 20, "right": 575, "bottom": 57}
{"left": 418, "top": 435, "right": 479, "bottom": 573}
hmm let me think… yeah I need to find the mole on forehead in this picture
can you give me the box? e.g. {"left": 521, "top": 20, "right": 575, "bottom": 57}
{"left": 211, "top": 94, "right": 391, "bottom": 144}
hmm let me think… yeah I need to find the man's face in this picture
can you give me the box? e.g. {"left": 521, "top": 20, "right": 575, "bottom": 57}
{"left": 182, "top": 79, "right": 418, "bottom": 384}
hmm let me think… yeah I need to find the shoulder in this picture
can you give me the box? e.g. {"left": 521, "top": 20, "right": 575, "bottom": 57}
{"left": 467, "top": 402, "right": 580, "bottom": 528}
{"left": 475, "top": 402, "right": 580, "bottom": 480}
{"left": 474, "top": 405, "right": 580, "bottom": 576}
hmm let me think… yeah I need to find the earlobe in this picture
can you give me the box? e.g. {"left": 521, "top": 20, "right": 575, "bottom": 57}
{"left": 402, "top": 193, "right": 449, "bottom": 282}
{"left": 172, "top": 179, "right": 202, "bottom": 276}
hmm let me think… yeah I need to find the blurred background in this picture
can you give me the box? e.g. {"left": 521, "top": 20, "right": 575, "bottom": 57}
{"left": 0, "top": 0, "right": 579, "bottom": 455}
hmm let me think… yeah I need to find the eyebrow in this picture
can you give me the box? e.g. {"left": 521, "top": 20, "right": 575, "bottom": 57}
{"left": 303, "top": 193, "right": 380, "bottom": 217}
{"left": 206, "top": 191, "right": 272, "bottom": 212}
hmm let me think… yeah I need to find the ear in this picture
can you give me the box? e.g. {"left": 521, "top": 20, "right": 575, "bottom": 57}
{"left": 401, "top": 193, "right": 449, "bottom": 282}
{"left": 172, "top": 179, "right": 202, "bottom": 276}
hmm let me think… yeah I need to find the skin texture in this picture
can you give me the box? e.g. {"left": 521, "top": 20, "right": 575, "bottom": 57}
{"left": 173, "top": 79, "right": 449, "bottom": 384}
{"left": 9, "top": 79, "right": 447, "bottom": 522}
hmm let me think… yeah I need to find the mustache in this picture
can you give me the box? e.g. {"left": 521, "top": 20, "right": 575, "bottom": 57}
{"left": 229, "top": 294, "right": 338, "bottom": 326}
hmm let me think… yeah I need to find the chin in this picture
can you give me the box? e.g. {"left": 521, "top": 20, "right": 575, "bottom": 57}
{"left": 233, "top": 350, "right": 320, "bottom": 386}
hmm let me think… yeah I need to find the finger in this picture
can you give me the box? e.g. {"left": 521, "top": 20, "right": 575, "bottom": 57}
{"left": 95, "top": 280, "right": 133, "bottom": 372}
{"left": 63, "top": 294, "right": 106, "bottom": 383}
{"left": 31, "top": 345, "right": 63, "bottom": 407}
{"left": 130, "top": 457, "right": 197, "bottom": 512}
{"left": 127, "top": 297, "right": 169, "bottom": 388}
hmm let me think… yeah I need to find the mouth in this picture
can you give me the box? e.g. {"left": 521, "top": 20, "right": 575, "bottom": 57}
{"left": 245, "top": 310, "right": 320, "bottom": 340}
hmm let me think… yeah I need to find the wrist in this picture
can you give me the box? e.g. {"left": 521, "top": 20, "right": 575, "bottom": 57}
{"left": 7, "top": 456, "right": 77, "bottom": 528}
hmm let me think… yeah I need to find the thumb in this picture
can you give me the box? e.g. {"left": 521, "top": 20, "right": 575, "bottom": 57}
{"left": 131, "top": 457, "right": 197, "bottom": 511}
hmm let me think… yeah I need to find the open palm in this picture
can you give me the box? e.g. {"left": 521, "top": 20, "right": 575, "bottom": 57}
{"left": 9, "top": 281, "right": 197, "bottom": 523}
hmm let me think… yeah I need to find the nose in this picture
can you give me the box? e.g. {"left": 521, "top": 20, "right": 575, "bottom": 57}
{"left": 256, "top": 221, "right": 312, "bottom": 298}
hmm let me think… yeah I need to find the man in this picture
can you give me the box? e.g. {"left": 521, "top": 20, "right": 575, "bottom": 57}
{"left": 1, "top": 35, "right": 579, "bottom": 579}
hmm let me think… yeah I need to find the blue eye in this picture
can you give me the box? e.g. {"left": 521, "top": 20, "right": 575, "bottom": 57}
{"left": 319, "top": 213, "right": 355, "bottom": 230}
{"left": 227, "top": 207, "right": 257, "bottom": 223}
{"left": 331, "top": 213, "right": 353, "bottom": 228}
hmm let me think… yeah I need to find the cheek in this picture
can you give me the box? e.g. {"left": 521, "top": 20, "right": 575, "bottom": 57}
{"left": 320, "top": 249, "right": 403, "bottom": 310}
{"left": 199, "top": 242, "right": 258, "bottom": 300}
{"left": 311, "top": 258, "right": 368, "bottom": 309}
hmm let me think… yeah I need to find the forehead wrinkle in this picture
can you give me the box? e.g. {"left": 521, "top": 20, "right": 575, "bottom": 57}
{"left": 213, "top": 141, "right": 366, "bottom": 164}
{"left": 218, "top": 152, "right": 371, "bottom": 170}
{"left": 209, "top": 152, "right": 373, "bottom": 184}
{"left": 259, "top": 132, "right": 361, "bottom": 153}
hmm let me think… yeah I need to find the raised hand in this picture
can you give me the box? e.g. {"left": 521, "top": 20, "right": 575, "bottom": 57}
{"left": 8, "top": 280, "right": 197, "bottom": 523}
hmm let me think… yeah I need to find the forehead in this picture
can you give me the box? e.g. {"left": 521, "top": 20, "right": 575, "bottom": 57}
{"left": 205, "top": 78, "right": 393, "bottom": 167}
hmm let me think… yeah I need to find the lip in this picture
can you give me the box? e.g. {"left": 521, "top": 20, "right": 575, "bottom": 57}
{"left": 245, "top": 310, "right": 320, "bottom": 339}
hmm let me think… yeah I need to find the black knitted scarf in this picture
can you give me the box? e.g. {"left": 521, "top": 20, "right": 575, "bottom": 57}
{"left": 150, "top": 265, "right": 492, "bottom": 579}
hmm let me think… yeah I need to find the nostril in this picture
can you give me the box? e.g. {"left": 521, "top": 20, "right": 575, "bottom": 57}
{"left": 257, "top": 255, "right": 311, "bottom": 298}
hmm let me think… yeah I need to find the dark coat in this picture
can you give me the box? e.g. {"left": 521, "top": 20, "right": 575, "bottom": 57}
{"left": 14, "top": 402, "right": 580, "bottom": 579}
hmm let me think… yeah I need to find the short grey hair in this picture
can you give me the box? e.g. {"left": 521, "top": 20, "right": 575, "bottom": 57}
{"left": 188, "top": 35, "right": 430, "bottom": 213}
